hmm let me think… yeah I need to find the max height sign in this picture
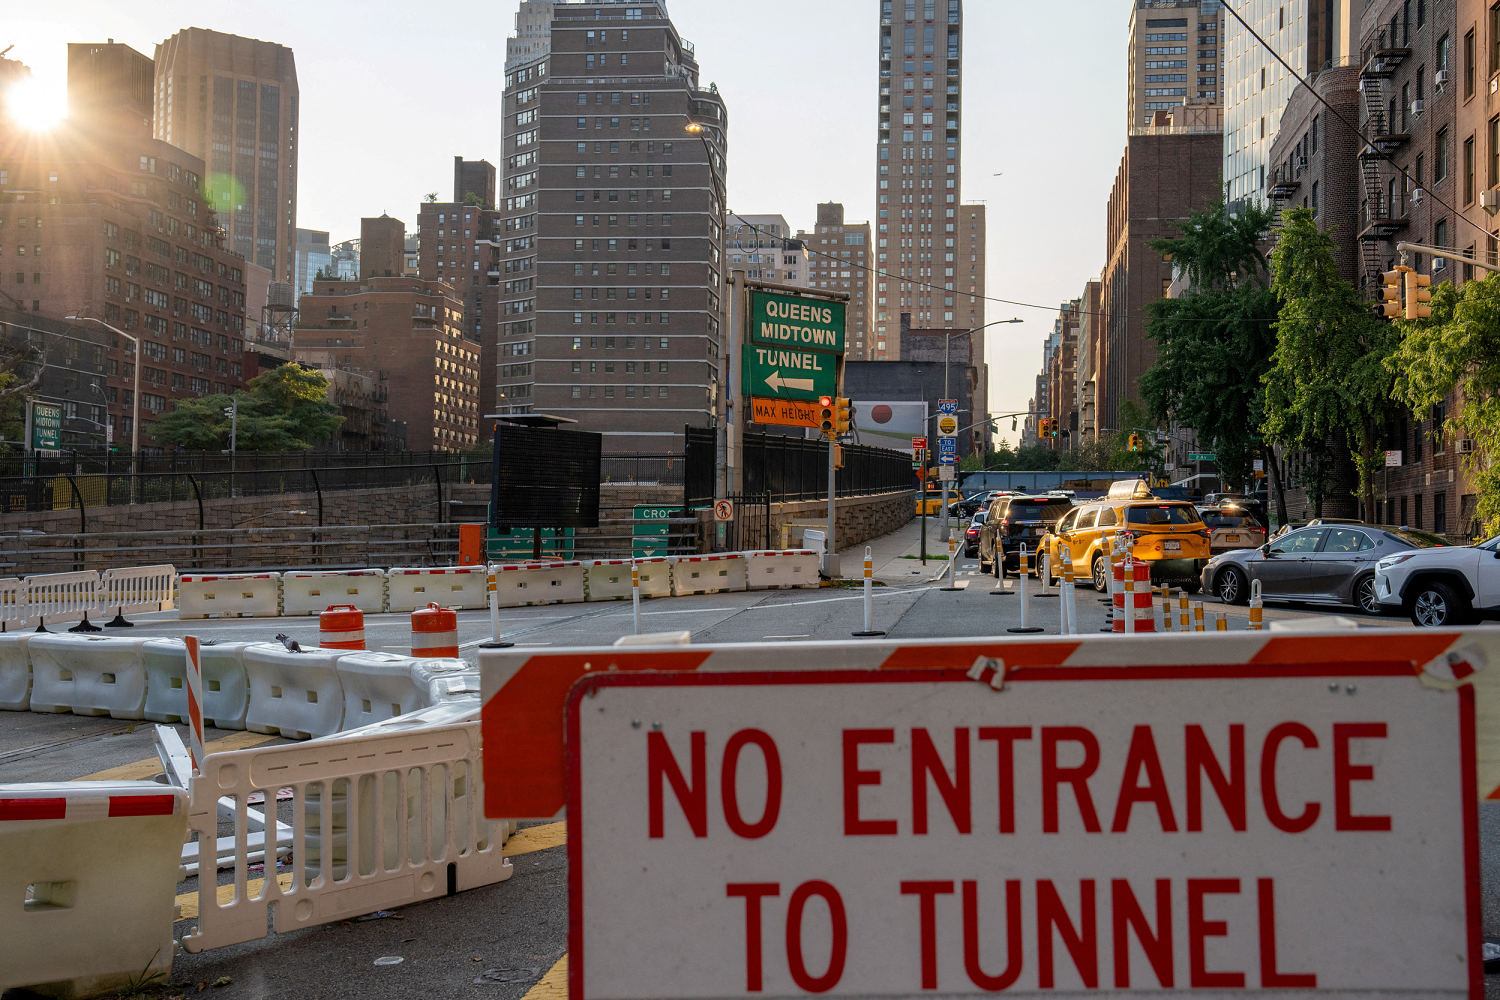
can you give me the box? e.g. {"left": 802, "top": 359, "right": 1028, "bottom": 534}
{"left": 566, "top": 667, "right": 1477, "bottom": 998}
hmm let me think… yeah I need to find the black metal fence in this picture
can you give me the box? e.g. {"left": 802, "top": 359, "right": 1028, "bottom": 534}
{"left": 741, "top": 431, "right": 913, "bottom": 501}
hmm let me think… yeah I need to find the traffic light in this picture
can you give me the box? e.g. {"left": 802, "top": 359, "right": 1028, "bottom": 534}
{"left": 1038, "top": 417, "right": 1051, "bottom": 437}
{"left": 1048, "top": 419, "right": 1060, "bottom": 438}
{"left": 817, "top": 395, "right": 836, "bottom": 436}
{"left": 1404, "top": 269, "right": 1432, "bottom": 320}
{"left": 834, "top": 396, "right": 852, "bottom": 434}
{"left": 1128, "top": 432, "right": 1142, "bottom": 452}
{"left": 1379, "top": 268, "right": 1405, "bottom": 319}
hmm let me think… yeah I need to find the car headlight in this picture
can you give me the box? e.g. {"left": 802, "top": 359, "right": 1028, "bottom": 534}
{"left": 1377, "top": 552, "right": 1417, "bottom": 570}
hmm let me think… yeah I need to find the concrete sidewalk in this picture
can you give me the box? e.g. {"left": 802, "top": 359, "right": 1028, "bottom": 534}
{"left": 837, "top": 513, "right": 964, "bottom": 585}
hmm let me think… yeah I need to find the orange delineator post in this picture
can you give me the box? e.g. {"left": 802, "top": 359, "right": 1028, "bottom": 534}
{"left": 411, "top": 602, "right": 459, "bottom": 658}
{"left": 318, "top": 604, "right": 366, "bottom": 650}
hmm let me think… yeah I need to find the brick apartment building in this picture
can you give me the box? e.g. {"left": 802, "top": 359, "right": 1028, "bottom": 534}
{"left": 496, "top": 0, "right": 728, "bottom": 451}
{"left": 417, "top": 157, "right": 502, "bottom": 417}
{"left": 797, "top": 202, "right": 874, "bottom": 361}
{"left": 1040, "top": 298, "right": 1081, "bottom": 450}
{"left": 1098, "top": 113, "right": 1221, "bottom": 435}
{"left": 293, "top": 218, "right": 478, "bottom": 453}
{"left": 0, "top": 41, "right": 250, "bottom": 450}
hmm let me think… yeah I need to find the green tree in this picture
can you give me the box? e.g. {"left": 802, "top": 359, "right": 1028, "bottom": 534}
{"left": 0, "top": 340, "right": 43, "bottom": 454}
{"left": 151, "top": 364, "right": 342, "bottom": 451}
{"left": 1264, "top": 208, "right": 1397, "bottom": 521}
{"left": 1140, "top": 200, "right": 1279, "bottom": 495}
{"left": 1389, "top": 273, "right": 1500, "bottom": 538}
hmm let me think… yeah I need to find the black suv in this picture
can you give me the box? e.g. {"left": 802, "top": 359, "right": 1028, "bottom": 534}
{"left": 978, "top": 494, "right": 1073, "bottom": 577}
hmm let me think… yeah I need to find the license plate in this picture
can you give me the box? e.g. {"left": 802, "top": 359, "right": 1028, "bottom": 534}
{"left": 1223, "top": 534, "right": 1240, "bottom": 543}
{"left": 1164, "top": 540, "right": 1181, "bottom": 552}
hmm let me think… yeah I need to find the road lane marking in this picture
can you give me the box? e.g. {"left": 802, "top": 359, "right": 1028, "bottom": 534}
{"left": 764, "top": 634, "right": 813, "bottom": 639}
{"left": 520, "top": 956, "right": 567, "bottom": 999}
{"left": 504, "top": 821, "right": 566, "bottom": 856}
{"left": 75, "top": 731, "right": 277, "bottom": 781}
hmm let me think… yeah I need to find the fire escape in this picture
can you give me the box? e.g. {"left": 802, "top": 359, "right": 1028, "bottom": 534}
{"left": 1356, "top": 31, "right": 1412, "bottom": 293}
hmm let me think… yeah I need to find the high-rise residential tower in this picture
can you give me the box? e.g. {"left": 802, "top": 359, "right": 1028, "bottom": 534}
{"left": 797, "top": 203, "right": 873, "bottom": 360}
{"left": 1127, "top": 0, "right": 1224, "bottom": 130}
{"left": 498, "top": 0, "right": 727, "bottom": 450}
{"left": 874, "top": 0, "right": 965, "bottom": 361}
{"left": 153, "top": 28, "right": 299, "bottom": 283}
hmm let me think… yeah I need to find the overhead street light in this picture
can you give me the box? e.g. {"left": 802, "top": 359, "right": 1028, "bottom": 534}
{"left": 67, "top": 314, "right": 141, "bottom": 502}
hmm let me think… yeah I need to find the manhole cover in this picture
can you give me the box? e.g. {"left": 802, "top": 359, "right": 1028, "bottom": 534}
{"left": 474, "top": 967, "right": 542, "bottom": 985}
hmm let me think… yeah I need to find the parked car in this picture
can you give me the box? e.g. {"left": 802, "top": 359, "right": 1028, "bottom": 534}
{"left": 1375, "top": 532, "right": 1496, "bottom": 626}
{"left": 1198, "top": 504, "right": 1267, "bottom": 555}
{"left": 978, "top": 495, "right": 1075, "bottom": 577}
{"left": 1203, "top": 524, "right": 1446, "bottom": 615}
{"left": 1040, "top": 493, "right": 1211, "bottom": 592}
{"left": 963, "top": 509, "right": 988, "bottom": 557}
{"left": 955, "top": 490, "right": 1009, "bottom": 520}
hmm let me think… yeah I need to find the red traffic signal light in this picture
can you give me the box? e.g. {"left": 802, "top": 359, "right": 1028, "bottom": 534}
{"left": 817, "top": 396, "right": 836, "bottom": 435}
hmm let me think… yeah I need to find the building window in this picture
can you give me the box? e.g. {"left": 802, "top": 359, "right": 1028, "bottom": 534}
{"left": 1435, "top": 127, "right": 1449, "bottom": 181}
{"left": 1466, "top": 29, "right": 1477, "bottom": 98}
{"left": 1465, "top": 134, "right": 1477, "bottom": 203}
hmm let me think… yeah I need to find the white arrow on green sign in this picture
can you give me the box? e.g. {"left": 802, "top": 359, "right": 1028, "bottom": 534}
{"left": 742, "top": 345, "right": 837, "bottom": 401}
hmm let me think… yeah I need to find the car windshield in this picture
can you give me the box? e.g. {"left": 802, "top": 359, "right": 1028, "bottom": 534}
{"left": 1125, "top": 504, "right": 1201, "bottom": 526}
{"left": 1476, "top": 535, "right": 1500, "bottom": 551}
{"left": 1006, "top": 499, "right": 1072, "bottom": 519}
{"left": 1201, "top": 512, "right": 1258, "bottom": 529}
{"left": 971, "top": 511, "right": 987, "bottom": 524}
{"left": 1384, "top": 527, "right": 1450, "bottom": 548}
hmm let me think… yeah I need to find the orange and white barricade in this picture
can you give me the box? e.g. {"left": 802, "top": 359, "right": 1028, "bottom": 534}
{"left": 411, "top": 603, "right": 459, "bottom": 657}
{"left": 180, "top": 722, "right": 509, "bottom": 953}
{"left": 26, "top": 634, "right": 149, "bottom": 719}
{"left": 0, "top": 633, "right": 32, "bottom": 711}
{"left": 97, "top": 564, "right": 176, "bottom": 620}
{"left": 242, "top": 642, "right": 347, "bottom": 739}
{"left": 142, "top": 638, "right": 252, "bottom": 730}
{"left": 671, "top": 552, "right": 749, "bottom": 596}
{"left": 318, "top": 605, "right": 366, "bottom": 650}
{"left": 744, "top": 549, "right": 821, "bottom": 590}
{"left": 23, "top": 570, "right": 100, "bottom": 628}
{"left": 583, "top": 558, "right": 636, "bottom": 601}
{"left": 1112, "top": 557, "right": 1155, "bottom": 633}
{"left": 385, "top": 565, "right": 489, "bottom": 612}
{"left": 281, "top": 569, "right": 388, "bottom": 616}
{"left": 177, "top": 572, "right": 281, "bottom": 619}
{"left": 491, "top": 560, "right": 588, "bottom": 607}
{"left": 1, "top": 782, "right": 186, "bottom": 996}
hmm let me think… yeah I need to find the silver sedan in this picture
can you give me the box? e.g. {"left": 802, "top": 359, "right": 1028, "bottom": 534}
{"left": 1199, "top": 524, "right": 1442, "bottom": 615}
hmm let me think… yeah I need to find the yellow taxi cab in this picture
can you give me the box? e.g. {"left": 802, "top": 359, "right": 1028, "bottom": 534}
{"left": 1039, "top": 479, "right": 1211, "bottom": 592}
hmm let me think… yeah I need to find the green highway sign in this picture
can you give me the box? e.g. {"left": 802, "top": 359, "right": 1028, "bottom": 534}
{"left": 1187, "top": 452, "right": 1217, "bottom": 462}
{"left": 741, "top": 344, "right": 837, "bottom": 401}
{"left": 29, "top": 400, "right": 61, "bottom": 456}
{"left": 749, "top": 291, "right": 845, "bottom": 354}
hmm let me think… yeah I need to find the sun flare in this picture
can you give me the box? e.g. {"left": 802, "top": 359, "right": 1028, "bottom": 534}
{"left": 5, "top": 75, "right": 67, "bottom": 132}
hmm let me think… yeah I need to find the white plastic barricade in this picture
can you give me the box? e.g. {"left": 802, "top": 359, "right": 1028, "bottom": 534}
{"left": 385, "top": 566, "right": 489, "bottom": 612}
{"left": 177, "top": 572, "right": 281, "bottom": 619}
{"left": 670, "top": 552, "right": 749, "bottom": 596}
{"left": 27, "top": 634, "right": 149, "bottom": 719}
{"left": 634, "top": 556, "right": 675, "bottom": 598}
{"left": 318, "top": 697, "right": 481, "bottom": 742}
{"left": 0, "top": 781, "right": 186, "bottom": 997}
{"left": 0, "top": 576, "right": 34, "bottom": 631}
{"left": 180, "top": 721, "right": 510, "bottom": 953}
{"left": 280, "top": 569, "right": 388, "bottom": 616}
{"left": 335, "top": 652, "right": 467, "bottom": 730}
{"left": 491, "top": 560, "right": 588, "bottom": 607}
{"left": 582, "top": 559, "right": 636, "bottom": 601}
{"left": 744, "top": 549, "right": 821, "bottom": 590}
{"left": 141, "top": 639, "right": 252, "bottom": 730}
{"left": 242, "top": 642, "right": 347, "bottom": 739}
{"left": 23, "top": 570, "right": 100, "bottom": 627}
{"left": 97, "top": 564, "right": 176, "bottom": 617}
{"left": 0, "top": 633, "right": 32, "bottom": 711}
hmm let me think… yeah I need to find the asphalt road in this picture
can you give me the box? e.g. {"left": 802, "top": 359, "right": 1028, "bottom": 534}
{"left": 3, "top": 557, "right": 1496, "bottom": 998}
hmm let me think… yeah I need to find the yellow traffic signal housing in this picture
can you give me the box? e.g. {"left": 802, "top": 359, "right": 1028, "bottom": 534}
{"left": 1039, "top": 417, "right": 1051, "bottom": 437}
{"left": 817, "top": 395, "right": 836, "bottom": 436}
{"left": 1404, "top": 270, "right": 1432, "bottom": 320}
{"left": 834, "top": 397, "right": 852, "bottom": 435}
{"left": 1128, "top": 433, "right": 1142, "bottom": 452}
{"left": 1379, "top": 268, "right": 1405, "bottom": 320}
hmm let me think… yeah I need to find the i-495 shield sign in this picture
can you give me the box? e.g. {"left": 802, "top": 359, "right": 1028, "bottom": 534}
{"left": 564, "top": 650, "right": 1478, "bottom": 998}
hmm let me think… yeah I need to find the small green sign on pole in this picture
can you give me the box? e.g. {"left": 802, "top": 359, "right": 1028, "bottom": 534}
{"left": 1187, "top": 452, "right": 1217, "bottom": 462}
{"left": 28, "top": 400, "right": 62, "bottom": 456}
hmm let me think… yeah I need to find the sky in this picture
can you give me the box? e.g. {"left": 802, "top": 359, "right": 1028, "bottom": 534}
{"left": 6, "top": 0, "right": 1128, "bottom": 447}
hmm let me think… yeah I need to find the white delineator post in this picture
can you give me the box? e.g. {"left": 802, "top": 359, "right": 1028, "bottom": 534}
{"left": 184, "top": 634, "right": 204, "bottom": 773}
{"left": 1058, "top": 544, "right": 1073, "bottom": 635}
{"left": 1249, "top": 578, "right": 1265, "bottom": 630}
{"left": 1122, "top": 560, "right": 1136, "bottom": 634}
{"left": 631, "top": 560, "right": 641, "bottom": 636}
{"left": 862, "top": 547, "right": 874, "bottom": 633}
{"left": 489, "top": 569, "right": 501, "bottom": 643}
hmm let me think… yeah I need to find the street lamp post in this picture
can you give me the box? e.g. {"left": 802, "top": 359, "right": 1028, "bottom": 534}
{"left": 68, "top": 315, "right": 141, "bottom": 503}
{"left": 938, "top": 317, "right": 1023, "bottom": 541}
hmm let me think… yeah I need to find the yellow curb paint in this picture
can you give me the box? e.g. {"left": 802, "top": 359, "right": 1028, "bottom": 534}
{"left": 75, "top": 730, "right": 277, "bottom": 781}
{"left": 504, "top": 821, "right": 567, "bottom": 857}
{"left": 176, "top": 872, "right": 295, "bottom": 921}
{"left": 520, "top": 956, "right": 568, "bottom": 1000}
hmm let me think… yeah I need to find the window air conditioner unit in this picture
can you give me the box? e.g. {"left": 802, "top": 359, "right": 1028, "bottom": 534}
{"left": 1433, "top": 257, "right": 1447, "bottom": 271}
{"left": 1483, "top": 188, "right": 1500, "bottom": 213}
{"left": 1458, "top": 438, "right": 1475, "bottom": 454}
{"left": 1412, "top": 99, "right": 1426, "bottom": 116}
{"left": 1411, "top": 187, "right": 1425, "bottom": 206}
{"left": 1436, "top": 69, "right": 1450, "bottom": 88}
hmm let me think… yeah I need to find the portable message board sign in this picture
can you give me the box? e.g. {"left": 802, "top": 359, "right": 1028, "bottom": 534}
{"left": 563, "top": 663, "right": 1479, "bottom": 998}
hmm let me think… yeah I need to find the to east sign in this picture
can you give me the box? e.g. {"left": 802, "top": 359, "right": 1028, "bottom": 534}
{"left": 568, "top": 668, "right": 1475, "bottom": 998}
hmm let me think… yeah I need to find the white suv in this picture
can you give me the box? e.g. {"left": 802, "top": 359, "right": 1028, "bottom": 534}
{"left": 1374, "top": 534, "right": 1500, "bottom": 626}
